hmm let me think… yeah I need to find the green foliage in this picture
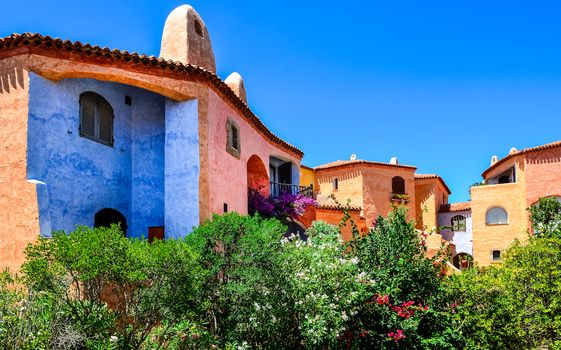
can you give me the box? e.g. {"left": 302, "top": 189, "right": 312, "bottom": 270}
{"left": 347, "top": 207, "right": 460, "bottom": 349}
{"left": 447, "top": 237, "right": 561, "bottom": 350}
{"left": 279, "top": 221, "right": 367, "bottom": 349}
{"left": 529, "top": 196, "right": 561, "bottom": 238}
{"left": 186, "top": 213, "right": 290, "bottom": 348}
{"left": 19, "top": 225, "right": 202, "bottom": 350}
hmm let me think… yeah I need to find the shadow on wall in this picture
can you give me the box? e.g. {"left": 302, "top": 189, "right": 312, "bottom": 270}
{"left": 0, "top": 67, "right": 25, "bottom": 93}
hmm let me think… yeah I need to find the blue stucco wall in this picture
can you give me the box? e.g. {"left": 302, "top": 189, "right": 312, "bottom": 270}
{"left": 164, "top": 99, "right": 199, "bottom": 238}
{"left": 27, "top": 73, "right": 166, "bottom": 238}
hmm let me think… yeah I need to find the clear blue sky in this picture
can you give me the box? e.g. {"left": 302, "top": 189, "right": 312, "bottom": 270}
{"left": 3, "top": 0, "right": 561, "bottom": 202}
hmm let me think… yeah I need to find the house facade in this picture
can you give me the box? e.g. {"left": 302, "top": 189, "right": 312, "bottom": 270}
{"left": 468, "top": 140, "right": 561, "bottom": 266}
{"left": 438, "top": 202, "right": 472, "bottom": 269}
{"left": 300, "top": 157, "right": 451, "bottom": 247}
{"left": 0, "top": 4, "right": 304, "bottom": 271}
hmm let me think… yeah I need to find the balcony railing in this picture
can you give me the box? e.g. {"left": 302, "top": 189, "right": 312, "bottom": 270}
{"left": 270, "top": 182, "right": 314, "bottom": 198}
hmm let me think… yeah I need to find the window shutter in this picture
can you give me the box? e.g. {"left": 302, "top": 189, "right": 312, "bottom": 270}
{"left": 98, "top": 98, "right": 113, "bottom": 144}
{"left": 80, "top": 93, "right": 96, "bottom": 137}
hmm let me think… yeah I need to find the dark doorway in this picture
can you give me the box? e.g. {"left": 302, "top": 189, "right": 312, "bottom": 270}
{"left": 94, "top": 208, "right": 127, "bottom": 236}
{"left": 278, "top": 162, "right": 292, "bottom": 184}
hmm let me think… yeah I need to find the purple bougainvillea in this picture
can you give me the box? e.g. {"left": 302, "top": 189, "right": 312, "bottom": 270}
{"left": 248, "top": 188, "right": 317, "bottom": 221}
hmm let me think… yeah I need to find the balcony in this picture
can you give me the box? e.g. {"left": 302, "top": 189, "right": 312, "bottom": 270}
{"left": 270, "top": 181, "right": 314, "bottom": 198}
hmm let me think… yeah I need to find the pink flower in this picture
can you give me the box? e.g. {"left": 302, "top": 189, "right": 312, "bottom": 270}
{"left": 388, "top": 329, "right": 406, "bottom": 342}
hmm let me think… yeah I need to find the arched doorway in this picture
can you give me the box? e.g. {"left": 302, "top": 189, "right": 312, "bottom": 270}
{"left": 247, "top": 155, "right": 269, "bottom": 196}
{"left": 452, "top": 253, "right": 473, "bottom": 270}
{"left": 94, "top": 208, "right": 128, "bottom": 236}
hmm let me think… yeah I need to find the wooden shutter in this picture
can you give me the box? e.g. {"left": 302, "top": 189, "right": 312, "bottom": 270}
{"left": 97, "top": 97, "right": 113, "bottom": 144}
{"left": 80, "top": 93, "right": 96, "bottom": 137}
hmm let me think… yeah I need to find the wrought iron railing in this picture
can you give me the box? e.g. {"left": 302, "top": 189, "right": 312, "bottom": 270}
{"left": 270, "top": 182, "right": 313, "bottom": 198}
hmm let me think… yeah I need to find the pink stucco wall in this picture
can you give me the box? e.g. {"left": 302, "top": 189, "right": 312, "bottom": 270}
{"left": 525, "top": 147, "right": 561, "bottom": 207}
{"left": 206, "top": 89, "right": 301, "bottom": 216}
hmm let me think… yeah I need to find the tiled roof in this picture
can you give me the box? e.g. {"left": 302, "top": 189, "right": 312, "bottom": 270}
{"left": 439, "top": 202, "right": 471, "bottom": 213}
{"left": 314, "top": 159, "right": 416, "bottom": 171}
{"left": 414, "top": 174, "right": 452, "bottom": 194}
{"left": 0, "top": 33, "right": 303, "bottom": 157}
{"left": 482, "top": 139, "right": 561, "bottom": 178}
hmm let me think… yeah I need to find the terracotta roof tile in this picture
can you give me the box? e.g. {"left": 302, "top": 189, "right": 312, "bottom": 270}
{"left": 439, "top": 202, "right": 471, "bottom": 213}
{"left": 314, "top": 159, "right": 416, "bottom": 171}
{"left": 414, "top": 174, "right": 452, "bottom": 194}
{"left": 0, "top": 33, "right": 303, "bottom": 157}
{"left": 482, "top": 139, "right": 561, "bottom": 178}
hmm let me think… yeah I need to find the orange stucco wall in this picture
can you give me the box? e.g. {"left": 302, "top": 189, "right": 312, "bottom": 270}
{"left": 415, "top": 179, "right": 448, "bottom": 232}
{"left": 315, "top": 208, "right": 367, "bottom": 242}
{"left": 0, "top": 65, "right": 40, "bottom": 272}
{"left": 206, "top": 89, "right": 301, "bottom": 217}
{"left": 471, "top": 158, "right": 527, "bottom": 266}
{"left": 524, "top": 147, "right": 561, "bottom": 207}
{"left": 361, "top": 166, "right": 416, "bottom": 224}
{"left": 316, "top": 167, "right": 364, "bottom": 209}
{"left": 315, "top": 165, "right": 416, "bottom": 226}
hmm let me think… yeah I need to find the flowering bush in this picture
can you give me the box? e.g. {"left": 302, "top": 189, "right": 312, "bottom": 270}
{"left": 248, "top": 188, "right": 317, "bottom": 221}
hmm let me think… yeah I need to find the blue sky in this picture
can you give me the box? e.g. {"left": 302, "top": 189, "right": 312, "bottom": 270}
{"left": 3, "top": 0, "right": 561, "bottom": 202}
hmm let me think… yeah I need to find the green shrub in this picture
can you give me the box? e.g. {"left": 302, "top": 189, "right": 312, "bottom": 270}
{"left": 186, "top": 213, "right": 290, "bottom": 348}
{"left": 529, "top": 196, "right": 561, "bottom": 238}
{"left": 447, "top": 237, "right": 561, "bottom": 350}
{"left": 20, "top": 225, "right": 202, "bottom": 350}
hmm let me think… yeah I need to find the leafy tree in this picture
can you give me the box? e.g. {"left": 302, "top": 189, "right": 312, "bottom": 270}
{"left": 529, "top": 196, "right": 561, "bottom": 238}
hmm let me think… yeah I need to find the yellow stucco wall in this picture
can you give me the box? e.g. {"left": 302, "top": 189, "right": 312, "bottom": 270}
{"left": 300, "top": 166, "right": 315, "bottom": 187}
{"left": 471, "top": 157, "right": 528, "bottom": 266}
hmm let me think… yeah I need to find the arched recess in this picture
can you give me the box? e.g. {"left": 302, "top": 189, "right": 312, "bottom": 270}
{"left": 94, "top": 208, "right": 128, "bottom": 236}
{"left": 452, "top": 253, "right": 473, "bottom": 270}
{"left": 247, "top": 154, "right": 269, "bottom": 196}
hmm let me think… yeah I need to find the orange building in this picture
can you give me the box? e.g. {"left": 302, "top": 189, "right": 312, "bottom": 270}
{"left": 469, "top": 140, "right": 561, "bottom": 266}
{"left": 302, "top": 157, "right": 451, "bottom": 246}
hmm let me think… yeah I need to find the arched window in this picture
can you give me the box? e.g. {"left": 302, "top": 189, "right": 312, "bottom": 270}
{"left": 486, "top": 207, "right": 508, "bottom": 225}
{"left": 451, "top": 215, "right": 466, "bottom": 231}
{"left": 392, "top": 176, "right": 405, "bottom": 194}
{"left": 80, "top": 92, "right": 114, "bottom": 146}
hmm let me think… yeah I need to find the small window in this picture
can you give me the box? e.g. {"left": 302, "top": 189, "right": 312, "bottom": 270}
{"left": 226, "top": 118, "right": 241, "bottom": 158}
{"left": 80, "top": 92, "right": 114, "bottom": 146}
{"left": 492, "top": 250, "right": 501, "bottom": 261}
{"left": 486, "top": 207, "right": 508, "bottom": 225}
{"left": 333, "top": 178, "right": 339, "bottom": 190}
{"left": 194, "top": 19, "right": 204, "bottom": 37}
{"left": 451, "top": 215, "right": 466, "bottom": 232}
{"left": 392, "top": 176, "right": 405, "bottom": 194}
{"left": 498, "top": 175, "right": 510, "bottom": 184}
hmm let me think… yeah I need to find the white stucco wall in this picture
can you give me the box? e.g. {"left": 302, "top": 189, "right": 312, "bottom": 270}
{"left": 438, "top": 209, "right": 473, "bottom": 256}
